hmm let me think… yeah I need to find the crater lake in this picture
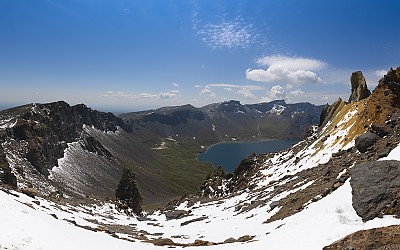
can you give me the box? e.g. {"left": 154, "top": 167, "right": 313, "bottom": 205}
{"left": 198, "top": 139, "right": 300, "bottom": 173}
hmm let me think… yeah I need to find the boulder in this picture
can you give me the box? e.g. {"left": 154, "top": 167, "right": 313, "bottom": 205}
{"left": 164, "top": 210, "right": 189, "bottom": 220}
{"left": 354, "top": 132, "right": 380, "bottom": 153}
{"left": 350, "top": 160, "right": 400, "bottom": 221}
{"left": 348, "top": 71, "right": 371, "bottom": 102}
{"left": 269, "top": 201, "right": 280, "bottom": 210}
{"left": 223, "top": 237, "right": 237, "bottom": 244}
{"left": 371, "top": 123, "right": 392, "bottom": 137}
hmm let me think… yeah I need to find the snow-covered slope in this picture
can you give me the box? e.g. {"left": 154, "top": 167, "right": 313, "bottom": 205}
{"left": 2, "top": 97, "right": 400, "bottom": 249}
{"left": 1, "top": 68, "right": 400, "bottom": 249}
{"left": 1, "top": 150, "right": 399, "bottom": 249}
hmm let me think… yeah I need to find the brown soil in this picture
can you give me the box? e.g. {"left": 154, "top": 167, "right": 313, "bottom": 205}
{"left": 324, "top": 225, "right": 400, "bottom": 250}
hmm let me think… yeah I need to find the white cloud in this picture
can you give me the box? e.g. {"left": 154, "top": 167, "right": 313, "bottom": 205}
{"left": 206, "top": 83, "right": 265, "bottom": 91}
{"left": 259, "top": 85, "right": 307, "bottom": 103}
{"left": 246, "top": 55, "right": 327, "bottom": 84}
{"left": 237, "top": 87, "right": 258, "bottom": 100}
{"left": 197, "top": 18, "right": 258, "bottom": 49}
{"left": 194, "top": 84, "right": 202, "bottom": 88}
{"left": 171, "top": 82, "right": 179, "bottom": 87}
{"left": 260, "top": 85, "right": 286, "bottom": 103}
{"left": 374, "top": 69, "right": 387, "bottom": 78}
{"left": 102, "top": 90, "right": 179, "bottom": 100}
{"left": 200, "top": 88, "right": 216, "bottom": 97}
{"left": 289, "top": 89, "right": 304, "bottom": 96}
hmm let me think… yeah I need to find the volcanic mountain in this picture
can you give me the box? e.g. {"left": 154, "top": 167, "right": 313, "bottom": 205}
{"left": 0, "top": 99, "right": 322, "bottom": 207}
{"left": 0, "top": 67, "right": 400, "bottom": 249}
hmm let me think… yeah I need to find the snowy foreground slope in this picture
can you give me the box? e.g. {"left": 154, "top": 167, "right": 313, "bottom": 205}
{"left": 1, "top": 173, "right": 399, "bottom": 250}
{"left": 1, "top": 103, "right": 400, "bottom": 249}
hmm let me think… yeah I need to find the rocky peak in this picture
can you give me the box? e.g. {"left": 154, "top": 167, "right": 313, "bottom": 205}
{"left": 380, "top": 66, "right": 400, "bottom": 85}
{"left": 348, "top": 71, "right": 371, "bottom": 102}
{"left": 319, "top": 97, "right": 345, "bottom": 127}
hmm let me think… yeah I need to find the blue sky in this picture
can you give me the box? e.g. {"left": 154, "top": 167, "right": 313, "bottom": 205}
{"left": 0, "top": 0, "right": 399, "bottom": 112}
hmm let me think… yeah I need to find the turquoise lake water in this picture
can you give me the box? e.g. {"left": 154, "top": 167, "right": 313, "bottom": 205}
{"left": 198, "top": 139, "right": 300, "bottom": 173}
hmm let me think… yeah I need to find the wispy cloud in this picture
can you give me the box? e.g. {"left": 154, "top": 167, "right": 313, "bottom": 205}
{"left": 246, "top": 55, "right": 327, "bottom": 84}
{"left": 102, "top": 90, "right": 179, "bottom": 100}
{"left": 206, "top": 83, "right": 265, "bottom": 91}
{"left": 171, "top": 82, "right": 179, "bottom": 87}
{"left": 197, "top": 17, "right": 258, "bottom": 49}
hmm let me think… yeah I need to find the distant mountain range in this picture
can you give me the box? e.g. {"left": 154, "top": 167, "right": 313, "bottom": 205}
{"left": 121, "top": 100, "right": 324, "bottom": 145}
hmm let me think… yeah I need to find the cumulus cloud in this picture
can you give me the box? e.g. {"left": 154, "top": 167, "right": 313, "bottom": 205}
{"left": 102, "top": 90, "right": 179, "bottom": 100}
{"left": 197, "top": 18, "right": 258, "bottom": 49}
{"left": 261, "top": 85, "right": 286, "bottom": 102}
{"left": 246, "top": 55, "right": 327, "bottom": 84}
{"left": 237, "top": 87, "right": 258, "bottom": 100}
{"left": 259, "top": 85, "right": 306, "bottom": 103}
{"left": 200, "top": 88, "right": 216, "bottom": 97}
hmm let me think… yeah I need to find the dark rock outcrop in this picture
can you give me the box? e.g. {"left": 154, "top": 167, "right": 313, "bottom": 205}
{"left": 115, "top": 168, "right": 143, "bottom": 215}
{"left": 348, "top": 71, "right": 371, "bottom": 102}
{"left": 165, "top": 210, "right": 190, "bottom": 220}
{"left": 0, "top": 149, "right": 17, "bottom": 187}
{"left": 371, "top": 123, "right": 392, "bottom": 137}
{"left": 201, "top": 166, "right": 227, "bottom": 197}
{"left": 354, "top": 131, "right": 380, "bottom": 153}
{"left": 350, "top": 160, "right": 400, "bottom": 221}
{"left": 319, "top": 98, "right": 344, "bottom": 127}
{"left": 380, "top": 67, "right": 400, "bottom": 86}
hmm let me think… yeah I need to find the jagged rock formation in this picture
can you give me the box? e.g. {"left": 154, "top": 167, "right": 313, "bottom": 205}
{"left": 319, "top": 98, "right": 345, "bottom": 127}
{"left": 115, "top": 168, "right": 143, "bottom": 215}
{"left": 350, "top": 160, "right": 400, "bottom": 221}
{"left": 348, "top": 71, "right": 371, "bottom": 102}
{"left": 201, "top": 166, "right": 228, "bottom": 197}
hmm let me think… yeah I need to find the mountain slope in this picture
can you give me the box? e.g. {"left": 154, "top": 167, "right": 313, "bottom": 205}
{"left": 0, "top": 101, "right": 211, "bottom": 205}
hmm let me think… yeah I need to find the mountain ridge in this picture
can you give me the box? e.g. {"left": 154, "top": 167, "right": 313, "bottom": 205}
{"left": 0, "top": 99, "right": 322, "bottom": 206}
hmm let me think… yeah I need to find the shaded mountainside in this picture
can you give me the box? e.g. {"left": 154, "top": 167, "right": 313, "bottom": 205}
{"left": 0, "top": 101, "right": 211, "bottom": 205}
{"left": 120, "top": 100, "right": 323, "bottom": 146}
